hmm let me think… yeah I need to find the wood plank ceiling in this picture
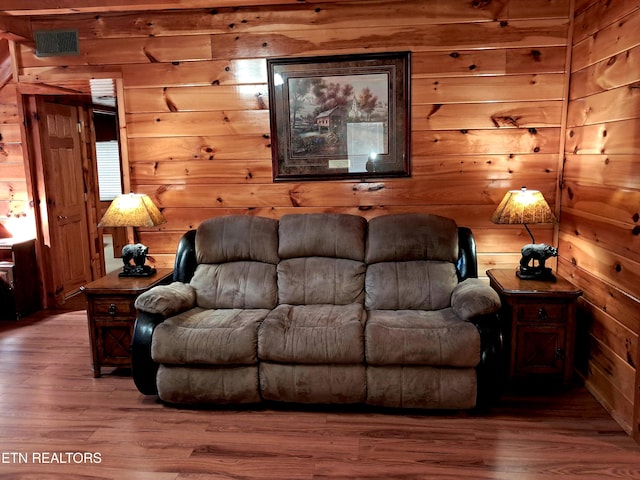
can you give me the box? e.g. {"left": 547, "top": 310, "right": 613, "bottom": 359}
{"left": 1, "top": 0, "right": 347, "bottom": 17}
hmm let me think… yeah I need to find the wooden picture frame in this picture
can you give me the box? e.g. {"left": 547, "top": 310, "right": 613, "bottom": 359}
{"left": 267, "top": 52, "right": 411, "bottom": 181}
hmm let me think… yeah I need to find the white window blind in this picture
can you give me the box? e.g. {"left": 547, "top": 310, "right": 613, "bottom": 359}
{"left": 96, "top": 140, "right": 122, "bottom": 201}
{"left": 90, "top": 78, "right": 116, "bottom": 108}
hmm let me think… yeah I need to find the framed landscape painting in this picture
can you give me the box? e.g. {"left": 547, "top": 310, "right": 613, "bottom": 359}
{"left": 267, "top": 52, "right": 411, "bottom": 181}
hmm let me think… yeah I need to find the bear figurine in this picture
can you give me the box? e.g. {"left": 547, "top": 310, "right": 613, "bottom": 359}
{"left": 120, "top": 243, "right": 155, "bottom": 276}
{"left": 122, "top": 243, "right": 149, "bottom": 267}
{"left": 518, "top": 243, "right": 558, "bottom": 280}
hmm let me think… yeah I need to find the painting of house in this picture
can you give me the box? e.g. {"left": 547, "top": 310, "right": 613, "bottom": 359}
{"left": 315, "top": 106, "right": 345, "bottom": 133}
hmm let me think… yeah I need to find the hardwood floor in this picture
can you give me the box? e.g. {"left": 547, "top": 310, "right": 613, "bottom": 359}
{"left": 0, "top": 309, "right": 639, "bottom": 480}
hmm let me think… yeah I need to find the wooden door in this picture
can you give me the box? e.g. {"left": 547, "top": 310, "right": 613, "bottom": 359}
{"left": 41, "top": 101, "right": 92, "bottom": 299}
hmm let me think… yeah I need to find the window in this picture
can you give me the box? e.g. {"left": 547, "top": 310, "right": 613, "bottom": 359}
{"left": 95, "top": 140, "right": 122, "bottom": 201}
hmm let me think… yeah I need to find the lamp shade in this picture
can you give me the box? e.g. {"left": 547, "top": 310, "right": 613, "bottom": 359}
{"left": 0, "top": 223, "right": 11, "bottom": 238}
{"left": 98, "top": 193, "right": 166, "bottom": 228}
{"left": 490, "top": 187, "right": 555, "bottom": 225}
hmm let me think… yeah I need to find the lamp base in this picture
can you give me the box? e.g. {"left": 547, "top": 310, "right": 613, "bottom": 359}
{"left": 516, "top": 266, "right": 556, "bottom": 282}
{"left": 119, "top": 265, "right": 157, "bottom": 277}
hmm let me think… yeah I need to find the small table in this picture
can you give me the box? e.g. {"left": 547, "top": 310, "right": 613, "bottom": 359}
{"left": 487, "top": 268, "right": 582, "bottom": 386}
{"left": 82, "top": 268, "right": 173, "bottom": 377}
{"left": 0, "top": 238, "right": 40, "bottom": 320}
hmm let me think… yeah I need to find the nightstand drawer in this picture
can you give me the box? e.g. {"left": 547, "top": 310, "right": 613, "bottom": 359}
{"left": 91, "top": 296, "right": 135, "bottom": 319}
{"left": 517, "top": 302, "right": 566, "bottom": 323}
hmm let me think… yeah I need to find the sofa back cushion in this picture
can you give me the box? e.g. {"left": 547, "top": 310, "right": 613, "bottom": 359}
{"left": 365, "top": 214, "right": 459, "bottom": 310}
{"left": 191, "top": 216, "right": 279, "bottom": 309}
{"left": 366, "top": 261, "right": 458, "bottom": 310}
{"left": 277, "top": 214, "right": 366, "bottom": 305}
{"left": 278, "top": 213, "right": 366, "bottom": 261}
{"left": 191, "top": 262, "right": 278, "bottom": 309}
{"left": 366, "top": 213, "right": 459, "bottom": 264}
{"left": 278, "top": 258, "right": 365, "bottom": 305}
{"left": 196, "top": 215, "right": 279, "bottom": 265}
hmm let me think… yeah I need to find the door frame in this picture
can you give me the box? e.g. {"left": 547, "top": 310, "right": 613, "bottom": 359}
{"left": 19, "top": 75, "right": 129, "bottom": 309}
{"left": 23, "top": 95, "right": 104, "bottom": 308}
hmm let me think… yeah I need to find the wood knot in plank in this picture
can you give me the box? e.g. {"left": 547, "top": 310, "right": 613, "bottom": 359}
{"left": 426, "top": 104, "right": 442, "bottom": 119}
{"left": 490, "top": 115, "right": 522, "bottom": 128}
{"left": 288, "top": 189, "right": 301, "bottom": 207}
{"left": 256, "top": 93, "right": 267, "bottom": 110}
{"left": 566, "top": 186, "right": 574, "bottom": 200}
{"left": 471, "top": 0, "right": 492, "bottom": 8}
{"left": 163, "top": 88, "right": 178, "bottom": 112}
{"left": 142, "top": 47, "right": 159, "bottom": 63}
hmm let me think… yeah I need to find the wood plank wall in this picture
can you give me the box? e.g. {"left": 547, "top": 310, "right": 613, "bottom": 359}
{"left": 0, "top": 82, "right": 23, "bottom": 218}
{"left": 10, "top": 0, "right": 571, "bottom": 277}
{"left": 3, "top": 0, "right": 640, "bottom": 444}
{"left": 0, "top": 38, "right": 29, "bottom": 237}
{"left": 559, "top": 0, "right": 640, "bottom": 440}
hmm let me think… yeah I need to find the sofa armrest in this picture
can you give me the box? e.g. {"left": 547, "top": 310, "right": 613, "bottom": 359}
{"left": 451, "top": 279, "right": 503, "bottom": 409}
{"left": 131, "top": 311, "right": 166, "bottom": 395}
{"left": 131, "top": 282, "right": 195, "bottom": 395}
{"left": 451, "top": 278, "right": 501, "bottom": 321}
{"left": 134, "top": 282, "right": 196, "bottom": 318}
{"left": 470, "top": 313, "right": 504, "bottom": 409}
{"left": 457, "top": 226, "right": 478, "bottom": 281}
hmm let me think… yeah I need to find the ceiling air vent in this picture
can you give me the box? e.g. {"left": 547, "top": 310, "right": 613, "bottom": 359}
{"left": 34, "top": 30, "right": 80, "bottom": 57}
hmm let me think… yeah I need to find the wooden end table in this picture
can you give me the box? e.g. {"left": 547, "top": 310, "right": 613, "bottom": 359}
{"left": 82, "top": 268, "right": 173, "bottom": 377}
{"left": 0, "top": 238, "right": 40, "bottom": 320}
{"left": 487, "top": 268, "right": 582, "bottom": 386}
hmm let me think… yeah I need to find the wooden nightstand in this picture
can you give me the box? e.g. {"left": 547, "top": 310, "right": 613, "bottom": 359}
{"left": 487, "top": 268, "right": 582, "bottom": 386}
{"left": 0, "top": 238, "right": 40, "bottom": 320}
{"left": 82, "top": 268, "right": 173, "bottom": 377}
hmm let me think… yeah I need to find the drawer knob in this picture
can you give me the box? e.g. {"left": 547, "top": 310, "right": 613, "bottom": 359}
{"left": 108, "top": 304, "right": 117, "bottom": 316}
{"left": 537, "top": 307, "right": 548, "bottom": 320}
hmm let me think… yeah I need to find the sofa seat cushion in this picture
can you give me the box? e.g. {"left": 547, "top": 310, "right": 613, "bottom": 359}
{"left": 151, "top": 307, "right": 270, "bottom": 365}
{"left": 156, "top": 365, "right": 260, "bottom": 405}
{"left": 258, "top": 303, "right": 366, "bottom": 364}
{"left": 260, "top": 363, "right": 366, "bottom": 404}
{"left": 365, "top": 309, "right": 480, "bottom": 367}
{"left": 366, "top": 366, "right": 477, "bottom": 409}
